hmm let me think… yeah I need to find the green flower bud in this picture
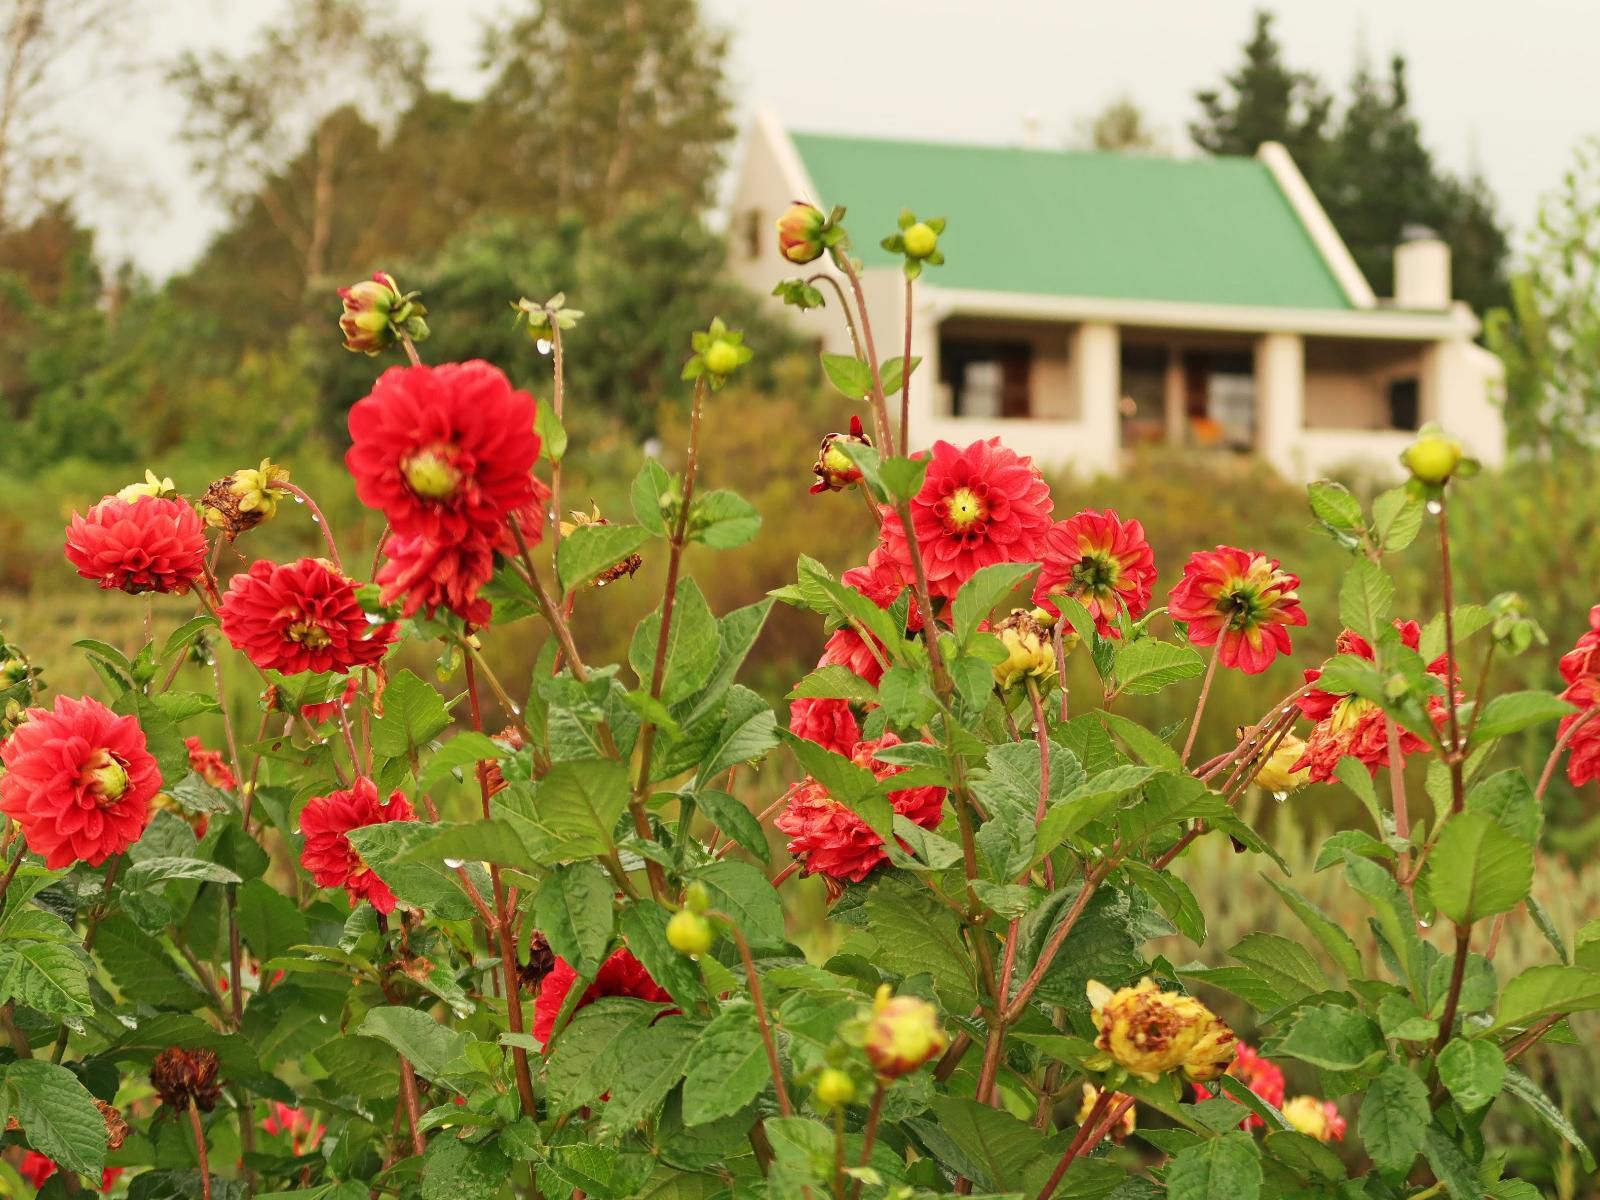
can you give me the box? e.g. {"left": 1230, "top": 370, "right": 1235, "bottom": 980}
{"left": 813, "top": 1068, "right": 858, "bottom": 1110}
{"left": 666, "top": 909, "right": 715, "bottom": 957}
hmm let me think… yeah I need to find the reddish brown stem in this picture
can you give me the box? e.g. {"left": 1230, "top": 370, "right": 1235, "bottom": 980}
{"left": 1003, "top": 869, "right": 1105, "bottom": 1023}
{"left": 726, "top": 920, "right": 792, "bottom": 1116}
{"left": 1180, "top": 638, "right": 1223, "bottom": 766}
{"left": 398, "top": 1056, "right": 427, "bottom": 1156}
{"left": 847, "top": 1083, "right": 887, "bottom": 1200}
{"left": 281, "top": 482, "right": 343, "bottom": 571}
{"left": 899, "top": 276, "right": 913, "bottom": 453}
{"left": 187, "top": 1098, "right": 213, "bottom": 1200}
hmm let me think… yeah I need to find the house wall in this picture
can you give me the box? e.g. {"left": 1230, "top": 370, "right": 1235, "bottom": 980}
{"left": 934, "top": 317, "right": 1077, "bottom": 421}
{"left": 1303, "top": 339, "right": 1426, "bottom": 431}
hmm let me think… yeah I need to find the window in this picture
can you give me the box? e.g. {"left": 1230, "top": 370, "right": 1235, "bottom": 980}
{"left": 740, "top": 209, "right": 762, "bottom": 260}
{"left": 1185, "top": 351, "right": 1255, "bottom": 451}
{"left": 1387, "top": 377, "right": 1420, "bottom": 430}
{"left": 1120, "top": 346, "right": 1167, "bottom": 446}
{"left": 939, "top": 337, "right": 1032, "bottom": 418}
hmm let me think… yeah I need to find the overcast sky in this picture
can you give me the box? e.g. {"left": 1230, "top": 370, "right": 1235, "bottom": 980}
{"left": 76, "top": 0, "right": 1597, "bottom": 277}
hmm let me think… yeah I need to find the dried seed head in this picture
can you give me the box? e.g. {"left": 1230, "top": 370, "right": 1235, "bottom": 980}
{"left": 151, "top": 1047, "right": 223, "bottom": 1112}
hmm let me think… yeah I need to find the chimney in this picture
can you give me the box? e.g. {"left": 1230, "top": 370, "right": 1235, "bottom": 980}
{"left": 1393, "top": 224, "right": 1451, "bottom": 309}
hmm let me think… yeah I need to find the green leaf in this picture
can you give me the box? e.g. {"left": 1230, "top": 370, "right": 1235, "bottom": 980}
{"left": 1467, "top": 770, "right": 1543, "bottom": 843}
{"left": 819, "top": 352, "right": 874, "bottom": 400}
{"left": 787, "top": 665, "right": 879, "bottom": 705}
{"left": 1357, "top": 1062, "right": 1429, "bottom": 1174}
{"left": 1338, "top": 558, "right": 1393, "bottom": 641}
{"left": 1261, "top": 876, "right": 1362, "bottom": 979}
{"left": 1277, "top": 1005, "right": 1385, "bottom": 1071}
{"left": 423, "top": 1135, "right": 515, "bottom": 1200}
{"left": 1372, "top": 487, "right": 1425, "bottom": 552}
{"left": 690, "top": 489, "right": 762, "bottom": 550}
{"left": 1099, "top": 711, "right": 1181, "bottom": 771}
{"left": 355, "top": 1006, "right": 470, "bottom": 1081}
{"left": 631, "top": 460, "right": 673, "bottom": 535}
{"left": 372, "top": 670, "right": 450, "bottom": 758}
{"left": 545, "top": 998, "right": 660, "bottom": 1112}
{"left": 559, "top": 523, "right": 652, "bottom": 593}
{"left": 535, "top": 863, "right": 615, "bottom": 979}
{"left": 921, "top": 1096, "right": 1053, "bottom": 1192}
{"left": 1422, "top": 1126, "right": 1481, "bottom": 1200}
{"left": 1114, "top": 639, "right": 1205, "bottom": 696}
{"left": 878, "top": 355, "right": 922, "bottom": 399}
{"left": 603, "top": 1015, "right": 700, "bottom": 1127}
{"left": 1307, "top": 480, "right": 1366, "bottom": 541}
{"left": 690, "top": 789, "right": 770, "bottom": 864}
{"left": 694, "top": 687, "right": 778, "bottom": 785}
{"left": 619, "top": 902, "right": 706, "bottom": 1009}
{"left": 864, "top": 875, "right": 977, "bottom": 1008}
{"left": 1420, "top": 604, "right": 1496, "bottom": 662}
{"left": 950, "top": 562, "right": 1039, "bottom": 643}
{"left": 1437, "top": 1038, "right": 1505, "bottom": 1111}
{"left": 535, "top": 759, "right": 632, "bottom": 853}
{"left": 1228, "top": 932, "right": 1326, "bottom": 1002}
{"left": 680, "top": 1004, "right": 769, "bottom": 1125}
{"left": 6, "top": 1060, "right": 106, "bottom": 1175}
{"left": 879, "top": 455, "right": 929, "bottom": 502}
{"left": 1165, "top": 1131, "right": 1262, "bottom": 1200}
{"left": 629, "top": 578, "right": 720, "bottom": 706}
{"left": 1502, "top": 1066, "right": 1597, "bottom": 1172}
{"left": 1488, "top": 964, "right": 1600, "bottom": 1033}
{"left": 0, "top": 940, "right": 93, "bottom": 1017}
{"left": 162, "top": 615, "right": 218, "bottom": 662}
{"left": 1429, "top": 812, "right": 1533, "bottom": 923}
{"left": 419, "top": 732, "right": 508, "bottom": 792}
{"left": 1468, "top": 690, "right": 1576, "bottom": 745}
{"left": 94, "top": 915, "right": 200, "bottom": 1010}
{"left": 694, "top": 860, "right": 786, "bottom": 951}
{"left": 1342, "top": 853, "right": 1426, "bottom": 994}
{"left": 122, "top": 856, "right": 242, "bottom": 888}
{"left": 535, "top": 393, "right": 569, "bottom": 462}
{"left": 1121, "top": 861, "right": 1205, "bottom": 944}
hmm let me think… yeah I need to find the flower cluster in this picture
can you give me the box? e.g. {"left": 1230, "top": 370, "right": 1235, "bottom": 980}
{"left": 219, "top": 557, "right": 396, "bottom": 675}
{"left": 1293, "top": 620, "right": 1450, "bottom": 782}
{"left": 774, "top": 734, "right": 946, "bottom": 883}
{"left": 531, "top": 948, "right": 672, "bottom": 1045}
{"left": 1168, "top": 547, "right": 1306, "bottom": 674}
{"left": 65, "top": 495, "right": 208, "bottom": 596}
{"left": 347, "top": 360, "right": 546, "bottom": 626}
{"left": 1034, "top": 508, "right": 1156, "bottom": 636}
{"left": 298, "top": 778, "right": 417, "bottom": 914}
{"left": 1557, "top": 605, "right": 1600, "bottom": 786}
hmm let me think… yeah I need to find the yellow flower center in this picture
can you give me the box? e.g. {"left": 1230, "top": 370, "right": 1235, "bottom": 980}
{"left": 403, "top": 448, "right": 462, "bottom": 500}
{"left": 81, "top": 749, "right": 129, "bottom": 804}
{"left": 944, "top": 487, "right": 986, "bottom": 531}
{"left": 287, "top": 621, "right": 333, "bottom": 649}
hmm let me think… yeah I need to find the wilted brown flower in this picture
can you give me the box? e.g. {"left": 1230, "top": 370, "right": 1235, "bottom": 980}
{"left": 200, "top": 459, "right": 291, "bottom": 541}
{"left": 519, "top": 930, "right": 558, "bottom": 991}
{"left": 96, "top": 1099, "right": 130, "bottom": 1151}
{"left": 151, "top": 1047, "right": 223, "bottom": 1112}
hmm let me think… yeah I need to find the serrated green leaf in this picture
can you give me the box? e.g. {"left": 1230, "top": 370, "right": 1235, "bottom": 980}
{"left": 1338, "top": 558, "right": 1393, "bottom": 641}
{"left": 1357, "top": 1062, "right": 1429, "bottom": 1174}
{"left": 680, "top": 1004, "right": 769, "bottom": 1125}
{"left": 1437, "top": 1037, "right": 1505, "bottom": 1111}
{"left": 1430, "top": 812, "right": 1533, "bottom": 923}
{"left": 559, "top": 523, "right": 652, "bottom": 593}
{"left": 372, "top": 670, "right": 450, "bottom": 759}
{"left": 6, "top": 1060, "right": 105, "bottom": 1175}
{"left": 1114, "top": 639, "right": 1205, "bottom": 696}
{"left": 1165, "top": 1131, "right": 1261, "bottom": 1200}
{"left": 535, "top": 863, "right": 615, "bottom": 979}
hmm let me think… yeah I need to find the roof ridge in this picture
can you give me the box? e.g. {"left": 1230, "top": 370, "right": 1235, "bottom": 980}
{"left": 788, "top": 127, "right": 1261, "bottom": 167}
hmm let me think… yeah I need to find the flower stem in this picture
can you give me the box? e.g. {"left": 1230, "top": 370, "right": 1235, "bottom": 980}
{"left": 900, "top": 276, "right": 914, "bottom": 453}
{"left": 630, "top": 378, "right": 709, "bottom": 902}
{"left": 1034, "top": 1091, "right": 1133, "bottom": 1200}
{"left": 847, "top": 1084, "right": 887, "bottom": 1200}
{"left": 188, "top": 1097, "right": 213, "bottom": 1200}
{"left": 832, "top": 251, "right": 895, "bottom": 457}
{"left": 548, "top": 320, "right": 565, "bottom": 570}
{"left": 0, "top": 838, "right": 27, "bottom": 907}
{"left": 398, "top": 331, "right": 423, "bottom": 367}
{"left": 1432, "top": 923, "right": 1473, "bottom": 1059}
{"left": 724, "top": 919, "right": 792, "bottom": 1116}
{"left": 280, "top": 483, "right": 343, "bottom": 572}
{"left": 1180, "top": 638, "right": 1223, "bottom": 766}
{"left": 1435, "top": 497, "right": 1467, "bottom": 819}
{"left": 1503, "top": 1012, "right": 1564, "bottom": 1062}
{"left": 463, "top": 654, "right": 538, "bottom": 1115}
{"left": 806, "top": 273, "right": 863, "bottom": 359}
{"left": 1003, "top": 864, "right": 1107, "bottom": 1023}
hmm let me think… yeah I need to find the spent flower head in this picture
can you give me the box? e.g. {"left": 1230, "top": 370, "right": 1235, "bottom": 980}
{"left": 201, "top": 459, "right": 292, "bottom": 540}
{"left": 992, "top": 608, "right": 1058, "bottom": 692}
{"left": 514, "top": 291, "right": 584, "bottom": 340}
{"left": 1086, "top": 977, "right": 1235, "bottom": 1083}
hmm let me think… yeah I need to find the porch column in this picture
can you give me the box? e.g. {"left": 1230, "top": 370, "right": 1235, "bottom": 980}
{"left": 1255, "top": 332, "right": 1304, "bottom": 480}
{"left": 1163, "top": 344, "right": 1186, "bottom": 446}
{"left": 1071, "top": 321, "right": 1120, "bottom": 471}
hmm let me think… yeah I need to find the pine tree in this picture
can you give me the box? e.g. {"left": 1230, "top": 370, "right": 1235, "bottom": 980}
{"left": 1189, "top": 10, "right": 1332, "bottom": 174}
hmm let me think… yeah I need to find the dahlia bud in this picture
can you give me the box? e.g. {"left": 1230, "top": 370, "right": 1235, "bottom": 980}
{"left": 813, "top": 1067, "right": 858, "bottom": 1111}
{"left": 151, "top": 1047, "right": 224, "bottom": 1112}
{"left": 666, "top": 908, "right": 715, "bottom": 957}
{"left": 776, "top": 201, "right": 827, "bottom": 264}
{"left": 881, "top": 211, "right": 947, "bottom": 280}
{"left": 337, "top": 271, "right": 429, "bottom": 356}
{"left": 993, "top": 609, "right": 1057, "bottom": 691}
{"left": 683, "top": 880, "right": 711, "bottom": 914}
{"left": 560, "top": 505, "right": 642, "bottom": 586}
{"left": 1251, "top": 731, "right": 1310, "bottom": 796}
{"left": 116, "top": 470, "right": 178, "bottom": 504}
{"left": 810, "top": 415, "right": 872, "bottom": 494}
{"left": 1076, "top": 1085, "right": 1136, "bottom": 1143}
{"left": 864, "top": 985, "right": 948, "bottom": 1078}
{"left": 1399, "top": 425, "right": 1465, "bottom": 486}
{"left": 1282, "top": 1096, "right": 1345, "bottom": 1142}
{"left": 200, "top": 459, "right": 291, "bottom": 540}
{"left": 1086, "top": 977, "right": 1234, "bottom": 1083}
{"left": 684, "top": 318, "right": 753, "bottom": 389}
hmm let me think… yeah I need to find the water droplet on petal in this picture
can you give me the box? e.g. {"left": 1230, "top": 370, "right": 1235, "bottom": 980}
{"left": 510, "top": 704, "right": 521, "bottom": 715}
{"left": 1417, "top": 917, "right": 1433, "bottom": 930}
{"left": 1426, "top": 499, "right": 1443, "bottom": 515}
{"left": 1272, "top": 791, "right": 1288, "bottom": 803}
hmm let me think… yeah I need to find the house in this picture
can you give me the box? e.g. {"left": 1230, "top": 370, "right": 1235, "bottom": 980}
{"left": 726, "top": 112, "right": 1505, "bottom": 482}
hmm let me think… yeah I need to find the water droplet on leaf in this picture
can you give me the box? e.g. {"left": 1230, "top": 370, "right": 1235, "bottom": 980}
{"left": 1426, "top": 499, "right": 1443, "bottom": 514}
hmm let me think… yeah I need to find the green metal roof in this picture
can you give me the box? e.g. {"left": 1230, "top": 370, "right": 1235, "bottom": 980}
{"left": 790, "top": 131, "right": 1354, "bottom": 311}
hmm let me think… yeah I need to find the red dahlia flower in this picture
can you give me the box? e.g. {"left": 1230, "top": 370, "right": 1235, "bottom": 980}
{"left": 64, "top": 495, "right": 208, "bottom": 596}
{"left": 185, "top": 736, "right": 236, "bottom": 791}
{"left": 0, "top": 694, "right": 159, "bottom": 868}
{"left": 879, "top": 438, "right": 1053, "bottom": 600}
{"left": 1556, "top": 606, "right": 1600, "bottom": 785}
{"left": 18, "top": 1153, "right": 122, "bottom": 1193}
{"left": 346, "top": 361, "right": 541, "bottom": 542}
{"left": 300, "top": 676, "right": 360, "bottom": 725}
{"left": 1193, "top": 1042, "right": 1285, "bottom": 1129}
{"left": 1168, "top": 546, "right": 1306, "bottom": 674}
{"left": 531, "top": 948, "right": 672, "bottom": 1045}
{"left": 1034, "top": 508, "right": 1156, "bottom": 636}
{"left": 376, "top": 497, "right": 547, "bottom": 628}
{"left": 219, "top": 557, "right": 396, "bottom": 676}
{"left": 262, "top": 1101, "right": 326, "bottom": 1153}
{"left": 788, "top": 696, "right": 861, "bottom": 756}
{"left": 774, "top": 733, "right": 946, "bottom": 882}
{"left": 298, "top": 777, "right": 416, "bottom": 913}
{"left": 1293, "top": 621, "right": 1447, "bottom": 783}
